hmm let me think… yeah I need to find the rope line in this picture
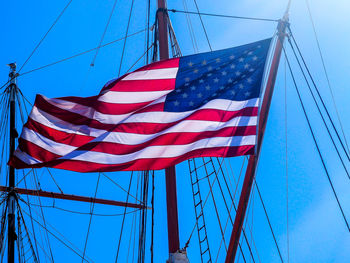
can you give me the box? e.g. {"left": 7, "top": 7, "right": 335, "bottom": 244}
{"left": 305, "top": 0, "right": 350, "bottom": 155}
{"left": 286, "top": 36, "right": 350, "bottom": 181}
{"left": 284, "top": 47, "right": 350, "bottom": 232}
{"left": 18, "top": 0, "right": 73, "bottom": 73}
{"left": 287, "top": 30, "right": 350, "bottom": 162}
{"left": 117, "top": 0, "right": 135, "bottom": 77}
{"left": 90, "top": 0, "right": 119, "bottom": 67}
{"left": 81, "top": 173, "right": 101, "bottom": 263}
{"left": 167, "top": 9, "right": 279, "bottom": 22}
{"left": 192, "top": 0, "right": 212, "bottom": 51}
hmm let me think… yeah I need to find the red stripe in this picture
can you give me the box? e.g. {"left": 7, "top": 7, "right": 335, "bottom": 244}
{"left": 9, "top": 145, "right": 254, "bottom": 172}
{"left": 25, "top": 119, "right": 94, "bottom": 147}
{"left": 18, "top": 138, "right": 60, "bottom": 162}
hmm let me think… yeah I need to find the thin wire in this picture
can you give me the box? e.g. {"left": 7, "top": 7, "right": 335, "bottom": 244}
{"left": 286, "top": 36, "right": 350, "bottom": 180}
{"left": 255, "top": 182, "right": 284, "bottom": 263}
{"left": 20, "top": 207, "right": 93, "bottom": 262}
{"left": 81, "top": 173, "right": 101, "bottom": 263}
{"left": 288, "top": 30, "right": 350, "bottom": 162}
{"left": 192, "top": 0, "right": 212, "bottom": 51}
{"left": 90, "top": 0, "right": 119, "bottom": 66}
{"left": 18, "top": 0, "right": 73, "bottom": 73}
{"left": 167, "top": 9, "right": 279, "bottom": 22}
{"left": 305, "top": 0, "right": 350, "bottom": 155}
{"left": 284, "top": 47, "right": 350, "bottom": 232}
{"left": 115, "top": 172, "right": 134, "bottom": 262}
{"left": 19, "top": 29, "right": 146, "bottom": 77}
{"left": 117, "top": 0, "right": 135, "bottom": 77}
{"left": 284, "top": 55, "right": 290, "bottom": 263}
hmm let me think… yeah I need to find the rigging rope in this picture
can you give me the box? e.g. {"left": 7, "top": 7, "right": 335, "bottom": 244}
{"left": 81, "top": 173, "right": 101, "bottom": 263}
{"left": 287, "top": 29, "right": 350, "bottom": 162}
{"left": 167, "top": 9, "right": 279, "bottom": 22}
{"left": 18, "top": 0, "right": 73, "bottom": 73}
{"left": 90, "top": 0, "right": 119, "bottom": 67}
{"left": 255, "top": 182, "right": 284, "bottom": 263}
{"left": 286, "top": 35, "right": 350, "bottom": 181}
{"left": 192, "top": 0, "right": 212, "bottom": 51}
{"left": 117, "top": 0, "right": 135, "bottom": 77}
{"left": 283, "top": 47, "right": 350, "bottom": 232}
{"left": 115, "top": 172, "right": 134, "bottom": 262}
{"left": 304, "top": 0, "right": 350, "bottom": 155}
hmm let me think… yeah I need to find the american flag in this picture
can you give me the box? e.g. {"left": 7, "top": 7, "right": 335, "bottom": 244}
{"left": 10, "top": 38, "right": 271, "bottom": 172}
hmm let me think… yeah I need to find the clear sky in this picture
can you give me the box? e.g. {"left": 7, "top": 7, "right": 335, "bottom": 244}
{"left": 1, "top": 0, "right": 350, "bottom": 262}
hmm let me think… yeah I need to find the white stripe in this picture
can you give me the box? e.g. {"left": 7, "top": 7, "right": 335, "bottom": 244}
{"left": 41, "top": 95, "right": 259, "bottom": 125}
{"left": 94, "top": 116, "right": 257, "bottom": 144}
{"left": 98, "top": 90, "right": 171, "bottom": 104}
{"left": 14, "top": 149, "right": 41, "bottom": 165}
{"left": 21, "top": 127, "right": 77, "bottom": 155}
{"left": 61, "top": 135, "right": 256, "bottom": 164}
{"left": 122, "top": 68, "right": 178, "bottom": 81}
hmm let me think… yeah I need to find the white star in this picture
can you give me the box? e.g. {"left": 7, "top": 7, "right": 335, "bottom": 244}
{"left": 235, "top": 71, "right": 241, "bottom": 76}
{"left": 257, "top": 45, "right": 261, "bottom": 48}
{"left": 239, "top": 58, "right": 244, "bottom": 62}
{"left": 219, "top": 86, "right": 225, "bottom": 90}
{"left": 176, "top": 89, "right": 181, "bottom": 93}
{"left": 202, "top": 60, "right": 207, "bottom": 65}
{"left": 174, "top": 101, "right": 179, "bottom": 106}
{"left": 213, "top": 78, "right": 219, "bottom": 83}
{"left": 199, "top": 79, "right": 204, "bottom": 83}
{"left": 216, "top": 58, "right": 221, "bottom": 63}
{"left": 188, "top": 61, "right": 193, "bottom": 67}
{"left": 205, "top": 85, "right": 211, "bottom": 90}
{"left": 184, "top": 83, "right": 189, "bottom": 86}
{"left": 182, "top": 93, "right": 188, "bottom": 98}
{"left": 189, "top": 101, "right": 194, "bottom": 106}
{"left": 244, "top": 50, "right": 248, "bottom": 54}
{"left": 208, "top": 66, "right": 213, "bottom": 71}
{"left": 247, "top": 78, "right": 252, "bottom": 83}
{"left": 249, "top": 68, "right": 255, "bottom": 72}
{"left": 228, "top": 78, "right": 233, "bottom": 83}
{"left": 231, "top": 90, "right": 236, "bottom": 95}
{"left": 230, "top": 64, "right": 236, "bottom": 69}
{"left": 197, "top": 93, "right": 203, "bottom": 98}
{"left": 248, "top": 51, "right": 253, "bottom": 55}
{"left": 252, "top": 56, "right": 258, "bottom": 61}
{"left": 193, "top": 69, "right": 199, "bottom": 73}
{"left": 245, "top": 91, "right": 251, "bottom": 97}
{"left": 239, "top": 84, "right": 244, "bottom": 89}
{"left": 222, "top": 71, "right": 227, "bottom": 76}
{"left": 207, "top": 73, "right": 212, "bottom": 77}
{"left": 229, "top": 55, "right": 235, "bottom": 60}
{"left": 190, "top": 86, "right": 196, "bottom": 90}
{"left": 244, "top": 64, "right": 250, "bottom": 69}
{"left": 185, "top": 77, "right": 190, "bottom": 82}
{"left": 212, "top": 93, "right": 217, "bottom": 97}
{"left": 241, "top": 74, "right": 246, "bottom": 78}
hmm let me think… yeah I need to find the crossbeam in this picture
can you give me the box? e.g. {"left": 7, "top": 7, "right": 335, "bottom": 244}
{"left": 0, "top": 186, "right": 148, "bottom": 209}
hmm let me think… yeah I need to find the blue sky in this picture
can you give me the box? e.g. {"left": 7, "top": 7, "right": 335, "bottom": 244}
{"left": 1, "top": 0, "right": 350, "bottom": 262}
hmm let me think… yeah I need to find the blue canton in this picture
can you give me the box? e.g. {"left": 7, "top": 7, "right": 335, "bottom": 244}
{"left": 164, "top": 38, "right": 271, "bottom": 112}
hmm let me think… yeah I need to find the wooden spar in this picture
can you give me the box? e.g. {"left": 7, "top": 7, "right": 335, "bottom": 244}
{"left": 225, "top": 13, "right": 289, "bottom": 263}
{"left": 157, "top": 0, "right": 181, "bottom": 255}
{"left": 0, "top": 186, "right": 148, "bottom": 209}
{"left": 7, "top": 63, "right": 17, "bottom": 263}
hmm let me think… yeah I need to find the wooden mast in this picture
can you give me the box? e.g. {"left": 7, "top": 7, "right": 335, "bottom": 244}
{"left": 225, "top": 5, "right": 290, "bottom": 263}
{"left": 157, "top": 0, "right": 181, "bottom": 256}
{"left": 7, "top": 63, "right": 17, "bottom": 263}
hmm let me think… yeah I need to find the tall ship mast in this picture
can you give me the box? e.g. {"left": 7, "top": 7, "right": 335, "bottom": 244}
{"left": 1, "top": 0, "right": 349, "bottom": 262}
